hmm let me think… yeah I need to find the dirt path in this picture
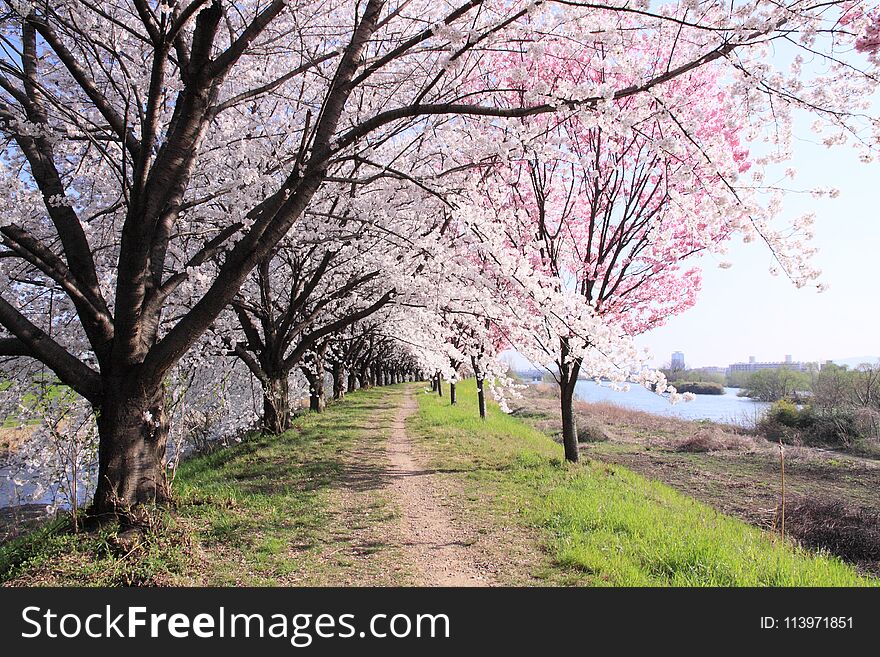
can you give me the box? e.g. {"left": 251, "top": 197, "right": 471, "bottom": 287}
{"left": 385, "top": 389, "right": 496, "bottom": 586}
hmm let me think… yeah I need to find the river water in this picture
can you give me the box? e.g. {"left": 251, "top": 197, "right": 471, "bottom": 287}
{"left": 573, "top": 381, "right": 771, "bottom": 426}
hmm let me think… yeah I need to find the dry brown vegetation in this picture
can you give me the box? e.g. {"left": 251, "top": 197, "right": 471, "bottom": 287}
{"left": 0, "top": 426, "right": 32, "bottom": 455}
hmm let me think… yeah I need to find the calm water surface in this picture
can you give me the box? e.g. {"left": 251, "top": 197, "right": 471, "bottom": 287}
{"left": 572, "top": 381, "right": 770, "bottom": 426}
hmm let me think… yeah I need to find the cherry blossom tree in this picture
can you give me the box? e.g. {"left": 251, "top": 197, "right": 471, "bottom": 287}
{"left": 0, "top": 0, "right": 876, "bottom": 516}
{"left": 227, "top": 237, "right": 394, "bottom": 430}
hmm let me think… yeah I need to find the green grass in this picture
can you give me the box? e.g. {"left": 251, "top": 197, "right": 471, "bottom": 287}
{"left": 410, "top": 383, "right": 874, "bottom": 586}
{"left": 3, "top": 382, "right": 872, "bottom": 587}
{"left": 0, "top": 386, "right": 404, "bottom": 586}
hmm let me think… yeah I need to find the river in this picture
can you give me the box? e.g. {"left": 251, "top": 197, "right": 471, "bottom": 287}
{"left": 572, "top": 381, "right": 771, "bottom": 426}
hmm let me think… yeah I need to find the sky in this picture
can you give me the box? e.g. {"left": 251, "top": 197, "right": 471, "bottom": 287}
{"left": 634, "top": 120, "right": 880, "bottom": 369}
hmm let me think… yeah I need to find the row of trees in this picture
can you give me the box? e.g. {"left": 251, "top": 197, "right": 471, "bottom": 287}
{"left": 1, "top": 1, "right": 878, "bottom": 520}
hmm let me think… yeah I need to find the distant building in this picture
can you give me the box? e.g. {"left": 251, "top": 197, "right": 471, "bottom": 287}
{"left": 727, "top": 355, "right": 809, "bottom": 374}
{"left": 671, "top": 351, "right": 685, "bottom": 369}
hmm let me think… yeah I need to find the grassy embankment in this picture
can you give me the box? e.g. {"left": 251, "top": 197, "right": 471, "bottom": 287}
{"left": 0, "top": 386, "right": 407, "bottom": 586}
{"left": 410, "top": 383, "right": 874, "bottom": 586}
{"left": 1, "top": 381, "right": 873, "bottom": 586}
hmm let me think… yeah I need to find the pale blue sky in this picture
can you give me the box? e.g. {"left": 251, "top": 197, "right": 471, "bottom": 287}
{"left": 636, "top": 120, "right": 879, "bottom": 369}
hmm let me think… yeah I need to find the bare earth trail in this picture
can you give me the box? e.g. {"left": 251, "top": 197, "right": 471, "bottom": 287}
{"left": 385, "top": 390, "right": 496, "bottom": 586}
{"left": 320, "top": 385, "right": 532, "bottom": 586}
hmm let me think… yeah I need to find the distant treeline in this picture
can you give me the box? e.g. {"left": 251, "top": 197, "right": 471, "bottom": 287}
{"left": 661, "top": 367, "right": 728, "bottom": 394}
{"left": 663, "top": 363, "right": 880, "bottom": 447}
{"left": 755, "top": 363, "right": 880, "bottom": 448}
{"left": 668, "top": 381, "right": 724, "bottom": 395}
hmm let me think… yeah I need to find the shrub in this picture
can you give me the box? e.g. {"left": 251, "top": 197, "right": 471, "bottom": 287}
{"left": 781, "top": 499, "right": 880, "bottom": 565}
{"left": 676, "top": 428, "right": 755, "bottom": 452}
{"left": 757, "top": 399, "right": 815, "bottom": 442}
{"left": 757, "top": 401, "right": 874, "bottom": 448}
{"left": 770, "top": 399, "right": 802, "bottom": 427}
{"left": 576, "top": 420, "right": 614, "bottom": 443}
{"left": 803, "top": 408, "right": 861, "bottom": 447}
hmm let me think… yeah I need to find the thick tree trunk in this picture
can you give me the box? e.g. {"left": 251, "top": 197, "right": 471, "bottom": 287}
{"left": 436, "top": 373, "right": 443, "bottom": 397}
{"left": 262, "top": 373, "right": 290, "bottom": 434}
{"left": 431, "top": 375, "right": 437, "bottom": 392}
{"left": 332, "top": 361, "right": 346, "bottom": 400}
{"left": 93, "top": 379, "right": 170, "bottom": 516}
{"left": 450, "top": 381, "right": 457, "bottom": 405}
{"left": 348, "top": 371, "right": 357, "bottom": 392}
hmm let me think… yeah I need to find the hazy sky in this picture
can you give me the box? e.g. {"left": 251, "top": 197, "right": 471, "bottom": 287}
{"left": 635, "top": 118, "right": 879, "bottom": 369}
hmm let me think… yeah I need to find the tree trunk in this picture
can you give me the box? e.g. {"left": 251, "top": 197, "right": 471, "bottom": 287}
{"left": 472, "top": 356, "right": 486, "bottom": 419}
{"left": 431, "top": 375, "right": 437, "bottom": 392}
{"left": 262, "top": 373, "right": 291, "bottom": 434}
{"left": 560, "top": 377, "right": 579, "bottom": 462}
{"left": 93, "top": 379, "right": 171, "bottom": 515}
{"left": 332, "top": 361, "right": 346, "bottom": 400}
{"left": 450, "top": 381, "right": 457, "bottom": 405}
{"left": 558, "top": 340, "right": 582, "bottom": 463}
{"left": 308, "top": 369, "right": 325, "bottom": 412}
{"left": 348, "top": 371, "right": 357, "bottom": 392}
{"left": 436, "top": 373, "right": 443, "bottom": 397}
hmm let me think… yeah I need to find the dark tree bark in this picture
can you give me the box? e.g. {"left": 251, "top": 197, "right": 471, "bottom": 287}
{"left": 332, "top": 360, "right": 346, "bottom": 399}
{"left": 557, "top": 338, "right": 583, "bottom": 463}
{"left": 262, "top": 373, "right": 291, "bottom": 434}
{"left": 93, "top": 377, "right": 170, "bottom": 515}
{"left": 303, "top": 350, "right": 327, "bottom": 413}
{"left": 473, "top": 356, "right": 487, "bottom": 420}
{"left": 436, "top": 372, "right": 443, "bottom": 397}
{"left": 347, "top": 370, "right": 358, "bottom": 392}
{"left": 450, "top": 381, "right": 457, "bottom": 405}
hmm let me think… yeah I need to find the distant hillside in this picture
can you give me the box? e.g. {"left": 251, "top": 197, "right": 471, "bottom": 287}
{"left": 833, "top": 356, "right": 880, "bottom": 369}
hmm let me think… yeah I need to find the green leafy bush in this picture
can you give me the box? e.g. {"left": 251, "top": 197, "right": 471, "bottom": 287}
{"left": 670, "top": 381, "right": 724, "bottom": 395}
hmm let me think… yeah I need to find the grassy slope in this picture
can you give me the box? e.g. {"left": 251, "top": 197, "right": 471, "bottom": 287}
{"left": 2, "top": 381, "right": 872, "bottom": 587}
{"left": 410, "top": 383, "right": 873, "bottom": 586}
{"left": 0, "top": 386, "right": 405, "bottom": 586}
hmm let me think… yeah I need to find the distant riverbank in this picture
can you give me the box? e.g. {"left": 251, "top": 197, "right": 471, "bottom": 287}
{"left": 571, "top": 380, "right": 770, "bottom": 426}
